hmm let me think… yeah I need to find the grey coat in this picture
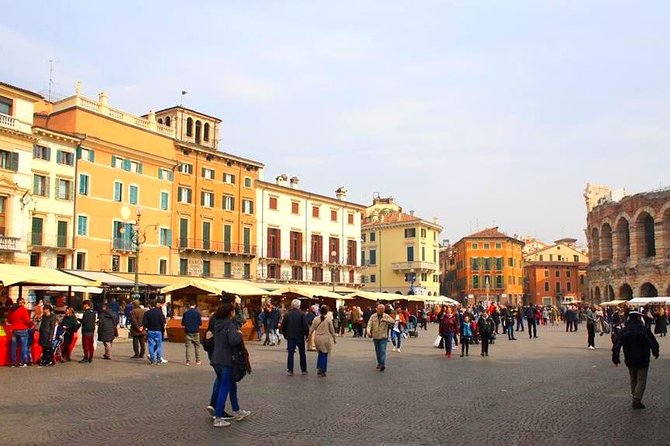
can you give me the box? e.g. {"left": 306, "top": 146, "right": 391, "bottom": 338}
{"left": 210, "top": 318, "right": 242, "bottom": 367}
{"left": 98, "top": 310, "right": 118, "bottom": 342}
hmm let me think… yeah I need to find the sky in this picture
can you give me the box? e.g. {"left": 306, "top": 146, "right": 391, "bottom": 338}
{"left": 2, "top": 0, "right": 669, "bottom": 245}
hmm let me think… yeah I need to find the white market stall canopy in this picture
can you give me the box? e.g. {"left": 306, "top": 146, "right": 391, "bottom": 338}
{"left": 160, "top": 278, "right": 278, "bottom": 297}
{"left": 628, "top": 297, "right": 670, "bottom": 305}
{"left": 599, "top": 300, "right": 628, "bottom": 306}
{"left": 0, "top": 264, "right": 100, "bottom": 287}
{"left": 345, "top": 290, "right": 426, "bottom": 302}
{"left": 273, "top": 285, "right": 345, "bottom": 300}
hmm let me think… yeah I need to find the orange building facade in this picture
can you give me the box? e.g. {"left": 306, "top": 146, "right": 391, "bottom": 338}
{"left": 453, "top": 227, "right": 525, "bottom": 304}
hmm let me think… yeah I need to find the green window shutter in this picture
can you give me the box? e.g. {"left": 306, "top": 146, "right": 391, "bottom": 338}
{"left": 122, "top": 159, "right": 131, "bottom": 171}
{"left": 33, "top": 175, "right": 39, "bottom": 194}
{"left": 10, "top": 152, "right": 19, "bottom": 171}
{"left": 89, "top": 150, "right": 95, "bottom": 162}
{"left": 76, "top": 146, "right": 82, "bottom": 159}
{"left": 158, "top": 169, "right": 163, "bottom": 180}
{"left": 138, "top": 163, "right": 143, "bottom": 174}
{"left": 45, "top": 177, "right": 50, "bottom": 198}
{"left": 111, "top": 155, "right": 118, "bottom": 167}
{"left": 167, "top": 229, "right": 172, "bottom": 246}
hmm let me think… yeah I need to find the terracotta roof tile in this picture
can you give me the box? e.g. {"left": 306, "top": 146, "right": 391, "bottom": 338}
{"left": 462, "top": 226, "right": 523, "bottom": 243}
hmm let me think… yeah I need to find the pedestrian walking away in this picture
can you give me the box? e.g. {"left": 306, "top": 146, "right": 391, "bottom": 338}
{"left": 281, "top": 299, "right": 309, "bottom": 375}
{"left": 612, "top": 311, "right": 660, "bottom": 409}
{"left": 98, "top": 303, "right": 119, "bottom": 360}
{"left": 129, "top": 300, "right": 146, "bottom": 359}
{"left": 478, "top": 312, "right": 495, "bottom": 357}
{"left": 7, "top": 297, "right": 34, "bottom": 367}
{"left": 366, "top": 304, "right": 395, "bottom": 372}
{"left": 309, "top": 305, "right": 337, "bottom": 377}
{"left": 143, "top": 299, "right": 167, "bottom": 365}
{"left": 78, "top": 300, "right": 96, "bottom": 363}
{"left": 182, "top": 302, "right": 203, "bottom": 365}
{"left": 525, "top": 305, "right": 538, "bottom": 339}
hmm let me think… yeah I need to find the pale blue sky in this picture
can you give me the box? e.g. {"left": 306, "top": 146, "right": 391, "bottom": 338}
{"left": 2, "top": 1, "right": 669, "bottom": 245}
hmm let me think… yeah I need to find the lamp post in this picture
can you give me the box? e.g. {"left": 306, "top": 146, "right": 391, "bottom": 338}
{"left": 408, "top": 268, "right": 416, "bottom": 295}
{"left": 121, "top": 206, "right": 158, "bottom": 301}
{"left": 330, "top": 250, "right": 338, "bottom": 292}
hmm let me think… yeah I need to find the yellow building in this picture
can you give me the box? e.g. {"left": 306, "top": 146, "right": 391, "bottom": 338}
{"left": 153, "top": 106, "right": 263, "bottom": 279}
{"left": 35, "top": 86, "right": 177, "bottom": 274}
{"left": 361, "top": 196, "right": 443, "bottom": 296}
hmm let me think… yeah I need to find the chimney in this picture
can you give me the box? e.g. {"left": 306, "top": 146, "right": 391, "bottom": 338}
{"left": 335, "top": 187, "right": 348, "bottom": 200}
{"left": 276, "top": 174, "right": 288, "bottom": 187}
{"left": 409, "top": 210, "right": 415, "bottom": 216}
{"left": 289, "top": 176, "right": 300, "bottom": 189}
{"left": 98, "top": 91, "right": 109, "bottom": 113}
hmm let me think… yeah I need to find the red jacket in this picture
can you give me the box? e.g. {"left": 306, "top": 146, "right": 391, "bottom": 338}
{"left": 7, "top": 305, "right": 33, "bottom": 330}
{"left": 439, "top": 314, "right": 459, "bottom": 335}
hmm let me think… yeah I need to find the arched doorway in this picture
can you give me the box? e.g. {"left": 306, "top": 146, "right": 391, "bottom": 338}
{"left": 591, "top": 227, "right": 600, "bottom": 261}
{"left": 619, "top": 283, "right": 633, "bottom": 300}
{"left": 615, "top": 218, "right": 631, "bottom": 262}
{"left": 637, "top": 212, "right": 656, "bottom": 258}
{"left": 640, "top": 282, "right": 658, "bottom": 298}
{"left": 600, "top": 223, "right": 613, "bottom": 261}
{"left": 606, "top": 285, "right": 615, "bottom": 300}
{"left": 594, "top": 286, "right": 601, "bottom": 302}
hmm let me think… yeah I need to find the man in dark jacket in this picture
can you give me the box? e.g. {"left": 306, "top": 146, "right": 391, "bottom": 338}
{"left": 143, "top": 299, "right": 167, "bottom": 365}
{"left": 612, "top": 311, "right": 660, "bottom": 409}
{"left": 79, "top": 300, "right": 96, "bottom": 363}
{"left": 129, "top": 300, "right": 146, "bottom": 359}
{"left": 98, "top": 303, "right": 119, "bottom": 360}
{"left": 182, "top": 302, "right": 202, "bottom": 365}
{"left": 525, "top": 305, "right": 538, "bottom": 339}
{"left": 281, "top": 299, "right": 309, "bottom": 375}
{"left": 38, "top": 305, "right": 57, "bottom": 366}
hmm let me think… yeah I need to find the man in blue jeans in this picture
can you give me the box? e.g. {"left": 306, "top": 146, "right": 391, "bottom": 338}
{"left": 142, "top": 299, "right": 167, "bottom": 365}
{"left": 280, "top": 299, "right": 309, "bottom": 375}
{"left": 7, "top": 297, "right": 34, "bottom": 367}
{"left": 367, "top": 304, "right": 395, "bottom": 372}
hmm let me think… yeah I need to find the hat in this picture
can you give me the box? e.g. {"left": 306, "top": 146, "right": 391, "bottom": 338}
{"left": 628, "top": 310, "right": 643, "bottom": 316}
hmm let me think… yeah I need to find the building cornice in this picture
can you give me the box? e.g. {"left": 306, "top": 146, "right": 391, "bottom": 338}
{"left": 256, "top": 180, "right": 366, "bottom": 210}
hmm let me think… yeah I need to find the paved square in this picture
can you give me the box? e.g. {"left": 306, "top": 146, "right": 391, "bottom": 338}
{"left": 1, "top": 323, "right": 668, "bottom": 446}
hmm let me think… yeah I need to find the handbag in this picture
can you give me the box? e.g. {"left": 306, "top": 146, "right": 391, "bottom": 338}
{"left": 433, "top": 335, "right": 443, "bottom": 348}
{"left": 202, "top": 331, "right": 214, "bottom": 354}
{"left": 231, "top": 346, "right": 247, "bottom": 382}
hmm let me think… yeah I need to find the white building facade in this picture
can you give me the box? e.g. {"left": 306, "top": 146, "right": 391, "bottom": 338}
{"left": 256, "top": 176, "right": 365, "bottom": 287}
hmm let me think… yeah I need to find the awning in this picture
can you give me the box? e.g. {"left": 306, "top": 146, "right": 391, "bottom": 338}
{"left": 63, "top": 270, "right": 138, "bottom": 287}
{"left": 0, "top": 264, "right": 100, "bottom": 287}
{"left": 273, "top": 285, "right": 345, "bottom": 300}
{"left": 31, "top": 285, "right": 104, "bottom": 294}
{"left": 161, "top": 278, "right": 277, "bottom": 297}
{"left": 112, "top": 273, "right": 186, "bottom": 288}
{"left": 426, "top": 296, "right": 460, "bottom": 305}
{"left": 628, "top": 297, "right": 670, "bottom": 305}
{"left": 600, "top": 300, "right": 628, "bottom": 306}
{"left": 345, "top": 290, "right": 400, "bottom": 302}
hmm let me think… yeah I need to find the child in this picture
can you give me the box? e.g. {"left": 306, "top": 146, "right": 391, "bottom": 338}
{"left": 478, "top": 311, "right": 495, "bottom": 357}
{"left": 460, "top": 315, "right": 473, "bottom": 357}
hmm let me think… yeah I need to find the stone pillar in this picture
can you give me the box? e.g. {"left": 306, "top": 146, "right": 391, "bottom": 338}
{"left": 98, "top": 92, "right": 109, "bottom": 114}
{"left": 612, "top": 229, "right": 621, "bottom": 264}
{"left": 629, "top": 225, "right": 642, "bottom": 263}
{"left": 147, "top": 110, "right": 157, "bottom": 131}
{"left": 654, "top": 220, "right": 668, "bottom": 261}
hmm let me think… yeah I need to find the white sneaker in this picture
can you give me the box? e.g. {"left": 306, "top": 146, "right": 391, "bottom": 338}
{"left": 206, "top": 406, "right": 215, "bottom": 417}
{"left": 392, "top": 346, "right": 396, "bottom": 352}
{"left": 160, "top": 358, "right": 169, "bottom": 364}
{"left": 213, "top": 417, "right": 231, "bottom": 427}
{"left": 397, "top": 348, "right": 401, "bottom": 353}
{"left": 588, "top": 346, "right": 595, "bottom": 350}
{"left": 234, "top": 409, "right": 251, "bottom": 421}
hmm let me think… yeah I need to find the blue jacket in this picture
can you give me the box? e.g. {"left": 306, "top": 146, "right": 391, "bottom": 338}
{"left": 182, "top": 307, "right": 202, "bottom": 334}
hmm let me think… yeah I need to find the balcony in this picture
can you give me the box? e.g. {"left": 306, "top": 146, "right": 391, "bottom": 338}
{"left": 392, "top": 261, "right": 439, "bottom": 272}
{"left": 28, "top": 232, "right": 73, "bottom": 250}
{"left": 111, "top": 237, "right": 136, "bottom": 252}
{"left": 178, "top": 238, "right": 257, "bottom": 256}
{"left": 0, "top": 236, "right": 20, "bottom": 251}
{"left": 0, "top": 112, "right": 32, "bottom": 134}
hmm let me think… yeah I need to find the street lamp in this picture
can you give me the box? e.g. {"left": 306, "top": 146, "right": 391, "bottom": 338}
{"left": 407, "top": 268, "right": 416, "bottom": 295}
{"left": 121, "top": 206, "right": 157, "bottom": 301}
{"left": 330, "top": 250, "right": 338, "bottom": 292}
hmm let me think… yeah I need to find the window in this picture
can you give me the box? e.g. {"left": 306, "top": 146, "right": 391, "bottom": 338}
{"left": 330, "top": 209, "right": 337, "bottom": 222}
{"left": 79, "top": 174, "right": 89, "bottom": 196}
{"left": 243, "top": 263, "right": 251, "bottom": 279}
{"left": 549, "top": 254, "right": 553, "bottom": 261}
{"left": 203, "top": 123, "right": 210, "bottom": 142}
{"left": 244, "top": 177, "right": 252, "bottom": 188}
{"left": 471, "top": 257, "right": 480, "bottom": 271}
{"left": 77, "top": 215, "right": 88, "bottom": 236}
{"left": 56, "top": 150, "right": 74, "bottom": 166}
{"left": 113, "top": 182, "right": 123, "bottom": 202}
{"left": 347, "top": 213, "right": 354, "bottom": 225}
{"left": 494, "top": 257, "right": 503, "bottom": 271}
{"left": 75, "top": 252, "right": 86, "bottom": 270}
{"left": 179, "top": 258, "right": 188, "bottom": 275}
{"left": 0, "top": 196, "right": 6, "bottom": 235}
{"left": 483, "top": 257, "right": 491, "bottom": 271}
{"left": 555, "top": 269, "right": 560, "bottom": 278}
{"left": 404, "top": 228, "right": 416, "bottom": 238}
{"left": 31, "top": 217, "right": 44, "bottom": 245}
{"left": 129, "top": 185, "right": 139, "bottom": 205}
{"left": 312, "top": 267, "right": 324, "bottom": 282}
{"left": 421, "top": 273, "right": 428, "bottom": 281}
{"left": 186, "top": 118, "right": 193, "bottom": 137}
{"left": 127, "top": 257, "right": 137, "bottom": 273}
{"left": 0, "top": 96, "right": 12, "bottom": 115}
{"left": 159, "top": 228, "right": 170, "bottom": 246}
{"left": 472, "top": 275, "right": 480, "bottom": 289}
{"left": 361, "top": 250, "right": 366, "bottom": 265}
{"left": 495, "top": 275, "right": 504, "bottom": 288}
{"left": 33, "top": 145, "right": 50, "bottom": 161}
{"left": 202, "top": 221, "right": 211, "bottom": 250}
{"left": 56, "top": 179, "right": 72, "bottom": 200}
{"left": 539, "top": 255, "right": 544, "bottom": 261}
{"left": 370, "top": 274, "right": 376, "bottom": 283}
{"left": 164, "top": 117, "right": 171, "bottom": 127}
{"left": 420, "top": 228, "right": 427, "bottom": 238}
{"left": 567, "top": 282, "right": 572, "bottom": 292}
{"left": 484, "top": 243, "right": 490, "bottom": 249}
{"left": 495, "top": 242, "right": 502, "bottom": 249}
{"left": 33, "top": 174, "right": 49, "bottom": 197}
{"left": 267, "top": 228, "right": 281, "bottom": 258}
{"left": 243, "top": 227, "right": 252, "bottom": 254}
{"left": 406, "top": 246, "right": 414, "bottom": 262}
{"left": 369, "top": 249, "right": 377, "bottom": 265}
{"left": 223, "top": 225, "right": 232, "bottom": 252}
{"left": 29, "top": 252, "right": 40, "bottom": 266}
{"left": 195, "top": 120, "right": 202, "bottom": 143}
{"left": 77, "top": 147, "right": 95, "bottom": 162}
{"left": 508, "top": 257, "right": 513, "bottom": 267}
{"left": 201, "top": 191, "right": 214, "bottom": 207}
{"left": 544, "top": 282, "right": 549, "bottom": 292}
{"left": 311, "top": 234, "right": 323, "bottom": 262}
{"left": 290, "top": 231, "right": 303, "bottom": 260}
{"left": 56, "top": 221, "right": 68, "bottom": 248}
{"left": 178, "top": 163, "right": 193, "bottom": 174}
{"left": 291, "top": 266, "right": 303, "bottom": 281}
{"left": 421, "top": 246, "right": 426, "bottom": 261}
{"left": 471, "top": 243, "right": 478, "bottom": 249}
{"left": 224, "top": 262, "right": 232, "bottom": 278}
{"left": 111, "top": 156, "right": 124, "bottom": 169}
{"left": 202, "top": 167, "right": 215, "bottom": 179}
{"left": 203, "top": 260, "right": 211, "bottom": 277}
{"left": 0, "top": 150, "right": 18, "bottom": 171}
{"left": 223, "top": 173, "right": 235, "bottom": 184}
{"left": 223, "top": 195, "right": 235, "bottom": 211}
{"left": 179, "top": 218, "right": 189, "bottom": 248}
{"left": 159, "top": 259, "right": 167, "bottom": 275}
{"left": 158, "top": 168, "right": 173, "bottom": 181}
{"left": 346, "top": 240, "right": 357, "bottom": 265}
{"left": 555, "top": 282, "right": 561, "bottom": 293}
{"left": 361, "top": 234, "right": 366, "bottom": 242}
{"left": 112, "top": 255, "right": 120, "bottom": 272}
{"left": 312, "top": 205, "right": 320, "bottom": 218}
{"left": 242, "top": 199, "right": 253, "bottom": 214}
{"left": 160, "top": 192, "right": 169, "bottom": 210}
{"left": 269, "top": 197, "right": 278, "bottom": 210}
{"left": 178, "top": 186, "right": 192, "bottom": 204}
{"left": 566, "top": 269, "right": 571, "bottom": 278}
{"left": 544, "top": 269, "right": 549, "bottom": 278}
{"left": 291, "top": 202, "right": 299, "bottom": 214}
{"left": 573, "top": 255, "right": 580, "bottom": 262}
{"left": 370, "top": 232, "right": 376, "bottom": 242}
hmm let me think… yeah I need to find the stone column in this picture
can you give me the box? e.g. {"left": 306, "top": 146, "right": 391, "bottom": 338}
{"left": 612, "top": 229, "right": 621, "bottom": 264}
{"left": 629, "top": 225, "right": 642, "bottom": 264}
{"left": 655, "top": 220, "right": 668, "bottom": 261}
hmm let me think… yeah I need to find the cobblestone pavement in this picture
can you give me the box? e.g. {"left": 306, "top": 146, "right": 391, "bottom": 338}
{"left": 1, "top": 323, "right": 669, "bottom": 446}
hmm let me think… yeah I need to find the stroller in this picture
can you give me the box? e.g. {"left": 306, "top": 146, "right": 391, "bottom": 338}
{"left": 51, "top": 325, "right": 66, "bottom": 363}
{"left": 407, "top": 315, "right": 419, "bottom": 338}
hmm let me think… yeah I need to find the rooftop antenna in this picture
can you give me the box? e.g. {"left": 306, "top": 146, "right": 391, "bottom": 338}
{"left": 48, "top": 59, "right": 55, "bottom": 102}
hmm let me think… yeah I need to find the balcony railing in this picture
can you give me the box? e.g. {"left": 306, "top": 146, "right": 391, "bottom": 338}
{"left": 0, "top": 112, "right": 32, "bottom": 134}
{"left": 392, "top": 261, "right": 439, "bottom": 272}
{"left": 28, "top": 232, "right": 72, "bottom": 249}
{"left": 178, "top": 238, "right": 256, "bottom": 256}
{"left": 0, "top": 236, "right": 20, "bottom": 251}
{"left": 112, "top": 237, "right": 136, "bottom": 252}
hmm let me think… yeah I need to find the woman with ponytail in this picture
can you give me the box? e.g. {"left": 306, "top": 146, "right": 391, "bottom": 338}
{"left": 309, "top": 305, "right": 337, "bottom": 377}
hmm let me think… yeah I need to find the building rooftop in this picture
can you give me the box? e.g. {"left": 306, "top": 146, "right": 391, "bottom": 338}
{"left": 0, "top": 81, "right": 43, "bottom": 100}
{"left": 460, "top": 226, "right": 523, "bottom": 244}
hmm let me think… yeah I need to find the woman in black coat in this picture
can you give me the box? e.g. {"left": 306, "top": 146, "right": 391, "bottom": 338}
{"left": 653, "top": 307, "right": 667, "bottom": 337}
{"left": 98, "top": 303, "right": 119, "bottom": 359}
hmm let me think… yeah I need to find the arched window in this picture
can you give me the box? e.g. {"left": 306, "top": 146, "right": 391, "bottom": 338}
{"left": 637, "top": 212, "right": 656, "bottom": 258}
{"left": 600, "top": 223, "right": 613, "bottom": 261}
{"left": 165, "top": 116, "right": 171, "bottom": 127}
{"left": 640, "top": 282, "right": 658, "bottom": 298}
{"left": 615, "top": 218, "right": 630, "bottom": 262}
{"left": 195, "top": 120, "right": 202, "bottom": 143}
{"left": 594, "top": 286, "right": 601, "bottom": 302}
{"left": 203, "top": 122, "right": 210, "bottom": 142}
{"left": 186, "top": 117, "right": 193, "bottom": 137}
{"left": 157, "top": 118, "right": 163, "bottom": 124}
{"left": 619, "top": 283, "right": 633, "bottom": 300}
